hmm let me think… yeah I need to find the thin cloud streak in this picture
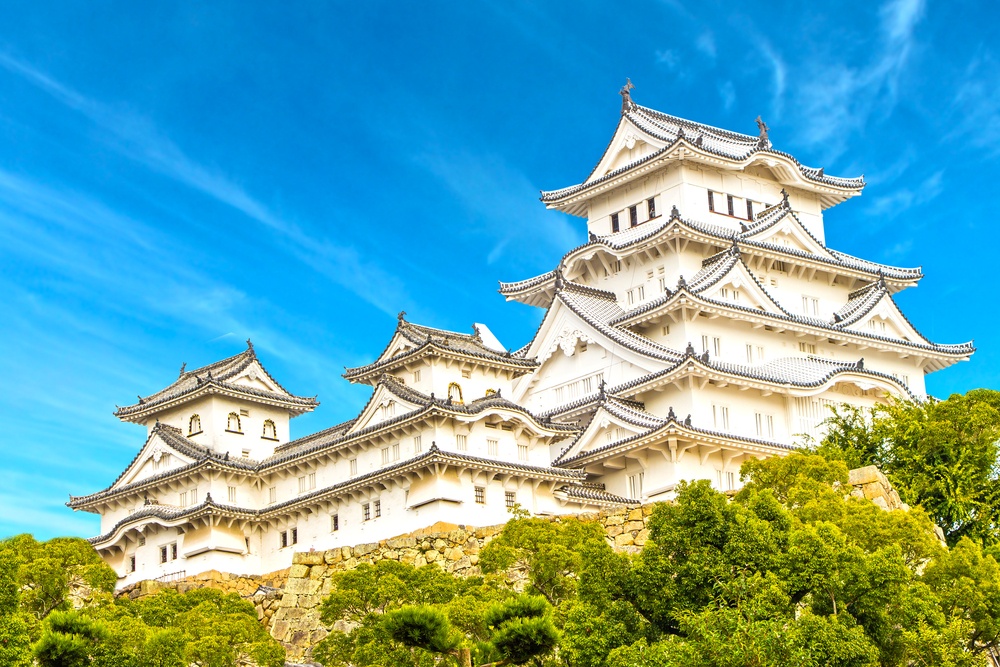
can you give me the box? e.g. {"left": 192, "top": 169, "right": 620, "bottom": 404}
{"left": 0, "top": 53, "right": 406, "bottom": 316}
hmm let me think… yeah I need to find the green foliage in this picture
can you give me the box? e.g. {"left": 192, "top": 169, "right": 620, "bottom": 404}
{"left": 0, "top": 549, "right": 32, "bottom": 667}
{"left": 34, "top": 610, "right": 109, "bottom": 667}
{"left": 819, "top": 390, "right": 1000, "bottom": 546}
{"left": 383, "top": 605, "right": 458, "bottom": 654}
{"left": 0, "top": 534, "right": 116, "bottom": 622}
{"left": 479, "top": 515, "right": 607, "bottom": 605}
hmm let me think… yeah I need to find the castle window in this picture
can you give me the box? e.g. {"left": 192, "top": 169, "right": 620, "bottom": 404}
{"left": 746, "top": 199, "right": 755, "bottom": 220}
{"left": 160, "top": 546, "right": 168, "bottom": 564}
{"left": 755, "top": 413, "right": 775, "bottom": 438}
{"left": 262, "top": 419, "right": 278, "bottom": 441}
{"left": 629, "top": 205, "right": 638, "bottom": 227}
{"left": 488, "top": 439, "right": 499, "bottom": 456}
{"left": 414, "top": 435, "right": 422, "bottom": 453}
{"left": 392, "top": 443, "right": 400, "bottom": 461}
{"left": 226, "top": 412, "right": 242, "bottom": 434}
{"left": 518, "top": 445, "right": 529, "bottom": 461}
{"left": 447, "top": 382, "right": 464, "bottom": 404}
{"left": 268, "top": 486, "right": 276, "bottom": 504}
{"left": 708, "top": 190, "right": 715, "bottom": 212}
{"left": 299, "top": 476, "right": 307, "bottom": 493}
{"left": 475, "top": 486, "right": 485, "bottom": 504}
{"left": 179, "top": 491, "right": 187, "bottom": 507}
{"left": 381, "top": 447, "right": 391, "bottom": 465}
{"left": 309, "top": 472, "right": 316, "bottom": 489}
{"left": 647, "top": 197, "right": 656, "bottom": 218}
{"left": 628, "top": 472, "right": 644, "bottom": 499}
{"left": 456, "top": 434, "right": 467, "bottom": 451}
{"left": 290, "top": 528, "right": 298, "bottom": 545}
{"left": 413, "top": 369, "right": 421, "bottom": 383}
{"left": 188, "top": 414, "right": 202, "bottom": 436}
{"left": 280, "top": 531, "right": 288, "bottom": 548}
{"left": 461, "top": 369, "right": 472, "bottom": 379}
{"left": 374, "top": 499, "right": 381, "bottom": 518}
{"left": 727, "top": 195, "right": 735, "bottom": 216}
{"left": 611, "top": 212, "right": 620, "bottom": 233}
{"left": 799, "top": 342, "right": 817, "bottom": 355}
{"left": 242, "top": 449, "right": 251, "bottom": 458}
{"left": 350, "top": 458, "right": 358, "bottom": 476}
{"left": 802, "top": 296, "right": 820, "bottom": 316}
{"left": 171, "top": 543, "right": 177, "bottom": 560}
{"left": 128, "top": 555, "right": 136, "bottom": 573}
{"left": 331, "top": 514, "right": 339, "bottom": 532}
{"left": 713, "top": 404, "right": 730, "bottom": 431}
{"left": 362, "top": 503, "right": 371, "bottom": 521}
{"left": 228, "top": 486, "right": 237, "bottom": 503}
{"left": 505, "top": 491, "right": 516, "bottom": 508}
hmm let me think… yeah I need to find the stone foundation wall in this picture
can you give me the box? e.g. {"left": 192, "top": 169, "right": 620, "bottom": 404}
{"left": 118, "top": 568, "right": 289, "bottom": 631}
{"left": 270, "top": 507, "right": 654, "bottom": 662}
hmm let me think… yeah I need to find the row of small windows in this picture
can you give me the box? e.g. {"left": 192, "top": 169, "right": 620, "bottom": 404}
{"left": 610, "top": 197, "right": 657, "bottom": 233}
{"left": 553, "top": 372, "right": 604, "bottom": 403}
{"left": 712, "top": 403, "right": 776, "bottom": 439}
{"left": 474, "top": 486, "right": 518, "bottom": 507}
{"left": 707, "top": 190, "right": 768, "bottom": 221}
{"left": 188, "top": 413, "right": 277, "bottom": 439}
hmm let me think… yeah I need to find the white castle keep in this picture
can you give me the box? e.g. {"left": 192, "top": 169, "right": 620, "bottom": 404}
{"left": 70, "top": 88, "right": 973, "bottom": 587}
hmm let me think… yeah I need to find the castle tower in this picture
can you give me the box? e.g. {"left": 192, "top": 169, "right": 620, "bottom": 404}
{"left": 500, "top": 88, "right": 973, "bottom": 502}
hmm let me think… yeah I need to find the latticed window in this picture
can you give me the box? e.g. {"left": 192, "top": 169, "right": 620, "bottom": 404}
{"left": 487, "top": 439, "right": 498, "bottom": 456}
{"left": 226, "top": 412, "right": 242, "bottom": 433}
{"left": 448, "top": 382, "right": 464, "bottom": 404}
{"left": 518, "top": 445, "right": 529, "bottom": 461}
{"left": 362, "top": 503, "right": 371, "bottom": 521}
{"left": 475, "top": 486, "right": 485, "bottom": 504}
{"left": 188, "top": 414, "right": 202, "bottom": 435}
{"left": 262, "top": 419, "right": 277, "bottom": 440}
{"left": 505, "top": 491, "right": 516, "bottom": 508}
{"left": 374, "top": 499, "right": 381, "bottom": 518}
{"left": 331, "top": 514, "right": 339, "bottom": 532}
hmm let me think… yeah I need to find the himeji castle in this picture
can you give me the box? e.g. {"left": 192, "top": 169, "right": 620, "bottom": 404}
{"left": 70, "top": 84, "right": 974, "bottom": 586}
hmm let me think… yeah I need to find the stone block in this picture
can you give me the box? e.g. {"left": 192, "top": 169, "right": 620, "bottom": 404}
{"left": 642, "top": 504, "right": 654, "bottom": 516}
{"left": 270, "top": 620, "right": 289, "bottom": 642}
{"left": 354, "top": 542, "right": 378, "bottom": 556}
{"left": 614, "top": 533, "right": 634, "bottom": 547}
{"left": 606, "top": 525, "right": 623, "bottom": 537}
{"left": 387, "top": 536, "right": 417, "bottom": 549}
{"left": 604, "top": 513, "right": 625, "bottom": 526}
{"left": 871, "top": 495, "right": 889, "bottom": 510}
{"left": 324, "top": 549, "right": 342, "bottom": 565}
{"left": 289, "top": 564, "right": 311, "bottom": 579}
{"left": 627, "top": 508, "right": 644, "bottom": 521}
{"left": 624, "top": 521, "right": 644, "bottom": 533}
{"left": 634, "top": 528, "right": 650, "bottom": 546}
{"left": 849, "top": 465, "right": 886, "bottom": 487}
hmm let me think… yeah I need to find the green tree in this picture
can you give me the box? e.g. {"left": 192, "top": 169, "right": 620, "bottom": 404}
{"left": 0, "top": 549, "right": 32, "bottom": 667}
{"left": 819, "top": 390, "right": 1000, "bottom": 546}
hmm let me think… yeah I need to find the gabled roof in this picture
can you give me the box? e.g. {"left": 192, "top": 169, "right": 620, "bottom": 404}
{"left": 552, "top": 394, "right": 668, "bottom": 465}
{"left": 343, "top": 313, "right": 536, "bottom": 383}
{"left": 114, "top": 341, "right": 318, "bottom": 422}
{"left": 68, "top": 423, "right": 256, "bottom": 510}
{"left": 86, "top": 444, "right": 596, "bottom": 548}
{"left": 541, "top": 103, "right": 865, "bottom": 215}
{"left": 554, "top": 407, "right": 794, "bottom": 468}
{"left": 501, "top": 205, "right": 922, "bottom": 309}
{"left": 264, "top": 374, "right": 576, "bottom": 468}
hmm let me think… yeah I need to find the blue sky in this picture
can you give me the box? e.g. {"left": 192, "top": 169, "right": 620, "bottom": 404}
{"left": 2, "top": 1, "right": 998, "bottom": 540}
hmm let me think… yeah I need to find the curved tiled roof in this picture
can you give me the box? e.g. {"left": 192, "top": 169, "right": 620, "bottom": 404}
{"left": 555, "top": 485, "right": 639, "bottom": 506}
{"left": 87, "top": 445, "right": 590, "bottom": 547}
{"left": 498, "top": 270, "right": 557, "bottom": 296}
{"left": 555, "top": 409, "right": 795, "bottom": 468}
{"left": 344, "top": 316, "right": 536, "bottom": 381}
{"left": 541, "top": 104, "right": 865, "bottom": 205}
{"left": 115, "top": 343, "right": 317, "bottom": 418}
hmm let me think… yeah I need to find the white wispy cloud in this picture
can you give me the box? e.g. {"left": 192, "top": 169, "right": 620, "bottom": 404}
{"left": 695, "top": 31, "right": 717, "bottom": 60}
{"left": 947, "top": 52, "right": 1000, "bottom": 157}
{"left": 866, "top": 169, "right": 943, "bottom": 219}
{"left": 782, "top": 0, "right": 926, "bottom": 161}
{"left": 756, "top": 40, "right": 787, "bottom": 120}
{"left": 718, "top": 81, "right": 736, "bottom": 112}
{"left": 0, "top": 52, "right": 406, "bottom": 316}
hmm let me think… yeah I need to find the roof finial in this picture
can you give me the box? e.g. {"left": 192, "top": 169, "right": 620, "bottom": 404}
{"left": 397, "top": 310, "right": 406, "bottom": 324}
{"left": 620, "top": 78, "right": 636, "bottom": 114}
{"left": 755, "top": 115, "right": 770, "bottom": 147}
{"left": 246, "top": 338, "right": 254, "bottom": 350}
{"left": 684, "top": 414, "right": 692, "bottom": 426}
{"left": 598, "top": 379, "right": 606, "bottom": 397}
{"left": 667, "top": 406, "right": 676, "bottom": 421}
{"left": 137, "top": 394, "right": 144, "bottom": 404}
{"left": 670, "top": 204, "right": 680, "bottom": 220}
{"left": 780, "top": 188, "right": 790, "bottom": 208}
{"left": 857, "top": 358, "right": 865, "bottom": 369}
{"left": 677, "top": 275, "right": 687, "bottom": 289}
{"left": 685, "top": 341, "right": 695, "bottom": 356}
{"left": 179, "top": 362, "right": 187, "bottom": 377}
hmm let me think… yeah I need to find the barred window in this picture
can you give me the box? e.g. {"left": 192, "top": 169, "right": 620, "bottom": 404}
{"left": 475, "top": 486, "right": 485, "bottom": 504}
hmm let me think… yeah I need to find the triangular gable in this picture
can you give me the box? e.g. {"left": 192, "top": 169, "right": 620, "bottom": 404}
{"left": 228, "top": 359, "right": 289, "bottom": 395}
{"left": 114, "top": 430, "right": 200, "bottom": 489}
{"left": 346, "top": 381, "right": 424, "bottom": 435}
{"left": 843, "top": 293, "right": 932, "bottom": 345}
{"left": 743, "top": 210, "right": 836, "bottom": 260}
{"left": 557, "top": 407, "right": 650, "bottom": 463}
{"left": 375, "top": 331, "right": 422, "bottom": 366}
{"left": 693, "top": 255, "right": 788, "bottom": 316}
{"left": 512, "top": 298, "right": 663, "bottom": 403}
{"left": 585, "top": 116, "right": 668, "bottom": 185}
